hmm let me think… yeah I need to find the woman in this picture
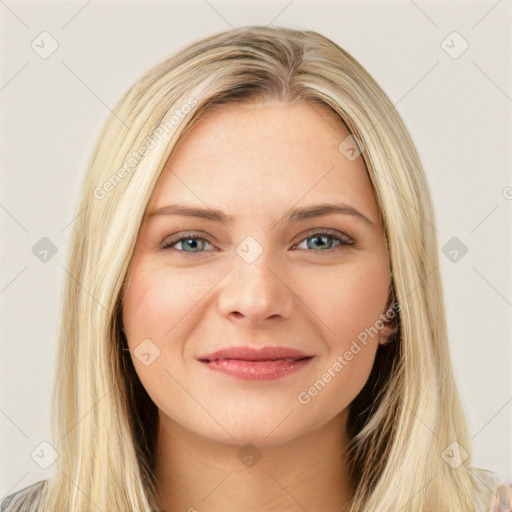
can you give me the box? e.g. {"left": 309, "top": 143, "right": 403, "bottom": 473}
{"left": 1, "top": 25, "right": 510, "bottom": 512}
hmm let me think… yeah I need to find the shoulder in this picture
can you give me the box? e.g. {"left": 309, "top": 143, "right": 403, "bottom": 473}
{"left": 0, "top": 480, "right": 47, "bottom": 512}
{"left": 471, "top": 467, "right": 512, "bottom": 511}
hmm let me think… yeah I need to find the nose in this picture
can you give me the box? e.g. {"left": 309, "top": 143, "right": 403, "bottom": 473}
{"left": 217, "top": 252, "right": 294, "bottom": 326}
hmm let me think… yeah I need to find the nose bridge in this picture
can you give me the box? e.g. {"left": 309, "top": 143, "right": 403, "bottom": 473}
{"left": 217, "top": 235, "right": 293, "bottom": 322}
{"left": 236, "top": 247, "right": 277, "bottom": 292}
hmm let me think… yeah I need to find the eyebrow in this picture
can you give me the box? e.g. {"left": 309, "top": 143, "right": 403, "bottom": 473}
{"left": 148, "top": 203, "right": 377, "bottom": 227}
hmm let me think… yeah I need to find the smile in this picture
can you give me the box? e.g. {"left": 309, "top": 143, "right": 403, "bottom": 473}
{"left": 197, "top": 345, "right": 315, "bottom": 381}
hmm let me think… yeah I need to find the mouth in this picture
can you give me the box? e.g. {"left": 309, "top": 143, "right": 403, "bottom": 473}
{"left": 197, "top": 346, "right": 315, "bottom": 381}
{"left": 197, "top": 345, "right": 315, "bottom": 363}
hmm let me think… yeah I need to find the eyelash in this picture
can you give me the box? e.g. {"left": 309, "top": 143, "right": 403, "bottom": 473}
{"left": 160, "top": 229, "right": 355, "bottom": 255}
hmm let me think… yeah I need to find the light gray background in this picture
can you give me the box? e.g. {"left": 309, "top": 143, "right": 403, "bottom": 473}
{"left": 1, "top": 0, "right": 511, "bottom": 498}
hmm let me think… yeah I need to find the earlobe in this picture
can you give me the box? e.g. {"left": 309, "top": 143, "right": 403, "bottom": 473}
{"left": 378, "top": 294, "right": 400, "bottom": 345}
{"left": 378, "top": 321, "right": 398, "bottom": 345}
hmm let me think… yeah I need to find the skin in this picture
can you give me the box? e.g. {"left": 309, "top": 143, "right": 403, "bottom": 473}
{"left": 122, "top": 101, "right": 394, "bottom": 512}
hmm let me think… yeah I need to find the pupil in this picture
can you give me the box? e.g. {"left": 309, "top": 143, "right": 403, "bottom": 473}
{"left": 185, "top": 239, "right": 200, "bottom": 251}
{"left": 309, "top": 235, "right": 331, "bottom": 250}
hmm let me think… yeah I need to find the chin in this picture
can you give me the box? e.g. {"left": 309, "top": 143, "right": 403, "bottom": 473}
{"left": 192, "top": 413, "right": 320, "bottom": 449}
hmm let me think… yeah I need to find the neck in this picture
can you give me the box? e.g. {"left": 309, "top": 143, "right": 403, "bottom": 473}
{"left": 153, "top": 410, "right": 354, "bottom": 512}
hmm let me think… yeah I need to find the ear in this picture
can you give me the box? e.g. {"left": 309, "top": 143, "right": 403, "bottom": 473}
{"left": 378, "top": 296, "right": 400, "bottom": 345}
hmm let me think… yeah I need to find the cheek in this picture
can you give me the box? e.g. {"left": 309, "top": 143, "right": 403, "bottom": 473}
{"left": 121, "top": 265, "right": 195, "bottom": 409}
{"left": 304, "top": 255, "right": 391, "bottom": 350}
{"left": 121, "top": 261, "right": 222, "bottom": 402}
{"left": 293, "top": 256, "right": 390, "bottom": 415}
{"left": 297, "top": 262, "right": 390, "bottom": 424}
{"left": 122, "top": 263, "right": 202, "bottom": 344}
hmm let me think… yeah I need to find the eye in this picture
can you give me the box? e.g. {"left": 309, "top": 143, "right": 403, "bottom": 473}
{"left": 160, "top": 232, "right": 214, "bottom": 254}
{"left": 292, "top": 229, "right": 355, "bottom": 253}
{"left": 160, "top": 229, "right": 354, "bottom": 255}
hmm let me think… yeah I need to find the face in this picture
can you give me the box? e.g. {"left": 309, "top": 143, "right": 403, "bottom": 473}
{"left": 122, "top": 101, "right": 393, "bottom": 447}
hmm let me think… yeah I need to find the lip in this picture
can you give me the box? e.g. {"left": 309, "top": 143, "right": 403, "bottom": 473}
{"left": 197, "top": 346, "right": 315, "bottom": 362}
{"left": 197, "top": 346, "right": 315, "bottom": 381}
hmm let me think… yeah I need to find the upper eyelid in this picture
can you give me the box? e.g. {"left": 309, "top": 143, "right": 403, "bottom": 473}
{"left": 293, "top": 228, "right": 353, "bottom": 244}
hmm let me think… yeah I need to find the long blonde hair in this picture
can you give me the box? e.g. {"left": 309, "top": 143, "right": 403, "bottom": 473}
{"left": 8, "top": 25, "right": 491, "bottom": 511}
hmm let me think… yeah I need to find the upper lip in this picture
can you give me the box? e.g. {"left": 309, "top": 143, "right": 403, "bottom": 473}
{"left": 197, "top": 346, "right": 315, "bottom": 362}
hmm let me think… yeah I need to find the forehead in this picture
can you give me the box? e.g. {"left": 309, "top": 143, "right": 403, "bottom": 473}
{"left": 146, "top": 101, "right": 378, "bottom": 223}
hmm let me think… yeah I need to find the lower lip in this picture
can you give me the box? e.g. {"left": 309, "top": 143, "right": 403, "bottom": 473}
{"left": 200, "top": 358, "right": 313, "bottom": 381}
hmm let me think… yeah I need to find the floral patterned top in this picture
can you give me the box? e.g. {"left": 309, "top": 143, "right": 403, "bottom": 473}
{"left": 472, "top": 467, "right": 512, "bottom": 511}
